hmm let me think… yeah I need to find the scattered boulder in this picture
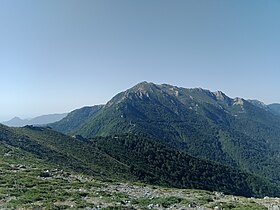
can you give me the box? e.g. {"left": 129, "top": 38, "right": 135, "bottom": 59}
{"left": 39, "top": 170, "right": 52, "bottom": 178}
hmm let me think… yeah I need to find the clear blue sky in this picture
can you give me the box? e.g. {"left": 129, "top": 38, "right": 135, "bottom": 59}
{"left": 1, "top": 0, "right": 280, "bottom": 121}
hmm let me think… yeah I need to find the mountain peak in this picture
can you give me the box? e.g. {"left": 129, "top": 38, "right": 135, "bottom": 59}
{"left": 2, "top": 117, "right": 28, "bottom": 127}
{"left": 11, "top": 116, "right": 22, "bottom": 120}
{"left": 123, "top": 81, "right": 159, "bottom": 99}
{"left": 133, "top": 81, "right": 154, "bottom": 88}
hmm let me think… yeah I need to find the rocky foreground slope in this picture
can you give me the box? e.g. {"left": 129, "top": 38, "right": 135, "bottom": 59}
{"left": 0, "top": 139, "right": 279, "bottom": 210}
{"left": 1, "top": 161, "right": 280, "bottom": 210}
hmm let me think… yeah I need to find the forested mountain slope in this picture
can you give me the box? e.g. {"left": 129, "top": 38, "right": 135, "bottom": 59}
{"left": 1, "top": 123, "right": 278, "bottom": 197}
{"left": 51, "top": 82, "right": 280, "bottom": 184}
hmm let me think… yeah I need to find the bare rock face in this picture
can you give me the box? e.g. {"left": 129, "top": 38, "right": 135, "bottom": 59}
{"left": 214, "top": 91, "right": 227, "bottom": 101}
{"left": 269, "top": 205, "right": 280, "bottom": 210}
{"left": 233, "top": 97, "right": 244, "bottom": 106}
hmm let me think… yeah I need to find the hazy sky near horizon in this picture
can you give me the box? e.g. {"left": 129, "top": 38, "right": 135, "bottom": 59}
{"left": 1, "top": 0, "right": 280, "bottom": 121}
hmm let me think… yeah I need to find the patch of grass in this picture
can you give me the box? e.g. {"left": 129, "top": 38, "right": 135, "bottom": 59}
{"left": 195, "top": 195, "right": 214, "bottom": 205}
{"left": 102, "top": 206, "right": 136, "bottom": 210}
{"left": 132, "top": 196, "right": 185, "bottom": 208}
{"left": 109, "top": 192, "right": 130, "bottom": 202}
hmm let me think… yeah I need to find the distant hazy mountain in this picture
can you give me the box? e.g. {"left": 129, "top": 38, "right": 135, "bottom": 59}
{"left": 2, "top": 113, "right": 67, "bottom": 127}
{"left": 2, "top": 117, "right": 29, "bottom": 127}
